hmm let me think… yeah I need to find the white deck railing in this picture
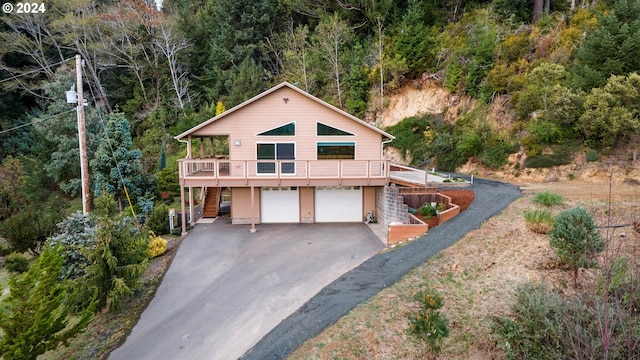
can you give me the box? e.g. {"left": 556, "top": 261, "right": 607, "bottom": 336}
{"left": 178, "top": 159, "right": 389, "bottom": 182}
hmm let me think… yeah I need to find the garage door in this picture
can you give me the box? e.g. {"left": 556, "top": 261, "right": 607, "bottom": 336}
{"left": 261, "top": 187, "right": 300, "bottom": 223}
{"left": 315, "top": 186, "right": 362, "bottom": 222}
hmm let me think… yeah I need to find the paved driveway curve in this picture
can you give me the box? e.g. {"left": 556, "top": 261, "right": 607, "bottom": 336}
{"left": 241, "top": 178, "right": 521, "bottom": 359}
{"left": 109, "top": 223, "right": 384, "bottom": 360}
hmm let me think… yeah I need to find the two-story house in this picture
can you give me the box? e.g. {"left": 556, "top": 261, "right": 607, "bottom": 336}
{"left": 175, "top": 82, "right": 394, "bottom": 234}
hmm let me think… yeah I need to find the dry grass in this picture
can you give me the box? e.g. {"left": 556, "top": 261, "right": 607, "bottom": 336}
{"left": 289, "top": 193, "right": 640, "bottom": 360}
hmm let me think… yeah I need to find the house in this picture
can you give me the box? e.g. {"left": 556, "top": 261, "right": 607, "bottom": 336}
{"left": 175, "top": 82, "right": 395, "bottom": 234}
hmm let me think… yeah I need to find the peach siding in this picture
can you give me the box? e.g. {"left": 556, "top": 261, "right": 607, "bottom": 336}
{"left": 299, "top": 187, "right": 314, "bottom": 223}
{"left": 189, "top": 87, "right": 384, "bottom": 161}
{"left": 231, "top": 187, "right": 261, "bottom": 224}
{"left": 363, "top": 187, "right": 376, "bottom": 219}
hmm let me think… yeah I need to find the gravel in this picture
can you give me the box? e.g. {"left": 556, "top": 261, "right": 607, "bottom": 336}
{"left": 240, "top": 178, "right": 521, "bottom": 360}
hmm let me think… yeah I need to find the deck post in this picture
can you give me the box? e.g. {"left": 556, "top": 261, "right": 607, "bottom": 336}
{"left": 180, "top": 185, "right": 187, "bottom": 235}
{"left": 250, "top": 185, "right": 257, "bottom": 233}
{"left": 189, "top": 186, "right": 195, "bottom": 226}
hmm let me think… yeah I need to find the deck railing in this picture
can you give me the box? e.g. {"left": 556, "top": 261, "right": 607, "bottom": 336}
{"left": 178, "top": 159, "right": 389, "bottom": 182}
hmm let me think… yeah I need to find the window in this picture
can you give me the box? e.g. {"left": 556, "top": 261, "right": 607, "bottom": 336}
{"left": 258, "top": 123, "right": 295, "bottom": 136}
{"left": 317, "top": 142, "right": 355, "bottom": 160}
{"left": 257, "top": 143, "right": 296, "bottom": 174}
{"left": 317, "top": 122, "right": 353, "bottom": 136}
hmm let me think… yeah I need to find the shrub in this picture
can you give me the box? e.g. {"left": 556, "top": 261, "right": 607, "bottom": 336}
{"left": 0, "top": 238, "right": 11, "bottom": 257}
{"left": 407, "top": 286, "right": 450, "bottom": 356}
{"left": 147, "top": 232, "right": 167, "bottom": 259}
{"left": 492, "top": 282, "right": 566, "bottom": 360}
{"left": 481, "top": 141, "right": 518, "bottom": 169}
{"left": 523, "top": 209, "right": 555, "bottom": 234}
{"left": 586, "top": 149, "right": 598, "bottom": 162}
{"left": 145, "top": 203, "right": 170, "bottom": 235}
{"left": 47, "top": 211, "right": 96, "bottom": 280}
{"left": 4, "top": 253, "right": 29, "bottom": 273}
{"left": 419, "top": 203, "right": 438, "bottom": 219}
{"left": 534, "top": 191, "right": 563, "bottom": 206}
{"left": 549, "top": 207, "right": 604, "bottom": 287}
{"left": 524, "top": 152, "right": 572, "bottom": 168}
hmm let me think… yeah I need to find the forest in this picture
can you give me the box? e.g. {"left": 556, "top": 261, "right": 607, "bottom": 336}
{"left": 1, "top": 0, "right": 640, "bottom": 357}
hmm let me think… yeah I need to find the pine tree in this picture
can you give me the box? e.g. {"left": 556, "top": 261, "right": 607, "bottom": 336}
{"left": 549, "top": 207, "right": 604, "bottom": 287}
{"left": 90, "top": 112, "right": 143, "bottom": 210}
{"left": 0, "top": 247, "right": 94, "bottom": 360}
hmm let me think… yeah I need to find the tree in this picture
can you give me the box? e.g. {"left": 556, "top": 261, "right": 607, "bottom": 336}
{"left": 576, "top": 73, "right": 640, "bottom": 148}
{"left": 0, "top": 246, "right": 94, "bottom": 360}
{"left": 33, "top": 68, "right": 102, "bottom": 197}
{"left": 549, "top": 207, "right": 604, "bottom": 287}
{"left": 315, "top": 12, "right": 353, "bottom": 108}
{"left": 91, "top": 112, "right": 144, "bottom": 210}
{"left": 226, "top": 57, "right": 267, "bottom": 107}
{"left": 0, "top": 205, "right": 63, "bottom": 255}
{"left": 573, "top": 0, "right": 640, "bottom": 90}
{"left": 0, "top": 156, "right": 26, "bottom": 220}
{"left": 47, "top": 211, "right": 97, "bottom": 280}
{"left": 74, "top": 192, "right": 148, "bottom": 312}
{"left": 394, "top": 0, "right": 437, "bottom": 78}
{"left": 516, "top": 63, "right": 570, "bottom": 117}
{"left": 283, "top": 24, "right": 312, "bottom": 92}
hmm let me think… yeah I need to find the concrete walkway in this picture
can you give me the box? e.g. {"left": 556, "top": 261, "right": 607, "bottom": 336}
{"left": 109, "top": 222, "right": 384, "bottom": 360}
{"left": 241, "top": 178, "right": 521, "bottom": 359}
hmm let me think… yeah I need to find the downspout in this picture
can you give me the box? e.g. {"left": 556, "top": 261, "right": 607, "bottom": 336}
{"left": 382, "top": 137, "right": 393, "bottom": 180}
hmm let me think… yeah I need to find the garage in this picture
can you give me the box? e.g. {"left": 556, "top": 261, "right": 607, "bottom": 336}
{"left": 260, "top": 187, "right": 300, "bottom": 223}
{"left": 315, "top": 186, "right": 362, "bottom": 222}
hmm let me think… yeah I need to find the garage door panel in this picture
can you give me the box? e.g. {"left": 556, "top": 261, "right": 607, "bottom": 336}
{"left": 315, "top": 186, "right": 362, "bottom": 222}
{"left": 261, "top": 187, "right": 299, "bottom": 223}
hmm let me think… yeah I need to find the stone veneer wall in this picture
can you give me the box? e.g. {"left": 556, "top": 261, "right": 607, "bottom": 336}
{"left": 376, "top": 185, "right": 410, "bottom": 226}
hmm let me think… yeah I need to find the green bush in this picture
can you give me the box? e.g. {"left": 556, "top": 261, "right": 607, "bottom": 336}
{"left": 534, "top": 191, "right": 564, "bottom": 206}
{"left": 524, "top": 152, "right": 571, "bottom": 168}
{"left": 0, "top": 238, "right": 11, "bottom": 257}
{"left": 145, "top": 203, "right": 170, "bottom": 235}
{"left": 492, "top": 282, "right": 566, "bottom": 360}
{"left": 549, "top": 207, "right": 604, "bottom": 287}
{"left": 419, "top": 203, "right": 438, "bottom": 219}
{"left": 4, "top": 253, "right": 29, "bottom": 273}
{"left": 586, "top": 149, "right": 598, "bottom": 162}
{"left": 481, "top": 141, "right": 517, "bottom": 169}
{"left": 407, "top": 286, "right": 450, "bottom": 356}
{"left": 523, "top": 209, "right": 555, "bottom": 234}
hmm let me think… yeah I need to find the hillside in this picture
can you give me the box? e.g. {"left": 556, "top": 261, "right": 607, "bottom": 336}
{"left": 382, "top": 79, "right": 640, "bottom": 186}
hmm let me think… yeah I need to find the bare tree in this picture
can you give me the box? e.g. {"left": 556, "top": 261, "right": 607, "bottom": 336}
{"left": 156, "top": 21, "right": 189, "bottom": 110}
{"left": 315, "top": 13, "right": 352, "bottom": 108}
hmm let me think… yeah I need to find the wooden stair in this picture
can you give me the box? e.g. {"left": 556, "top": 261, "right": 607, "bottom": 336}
{"left": 202, "top": 187, "right": 221, "bottom": 218}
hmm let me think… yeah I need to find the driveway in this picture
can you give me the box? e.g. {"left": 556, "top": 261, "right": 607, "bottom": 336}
{"left": 109, "top": 222, "right": 385, "bottom": 360}
{"left": 241, "top": 178, "right": 521, "bottom": 359}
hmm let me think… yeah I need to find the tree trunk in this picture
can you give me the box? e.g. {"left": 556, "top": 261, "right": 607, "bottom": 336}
{"left": 573, "top": 267, "right": 579, "bottom": 288}
{"left": 533, "top": 0, "right": 544, "bottom": 23}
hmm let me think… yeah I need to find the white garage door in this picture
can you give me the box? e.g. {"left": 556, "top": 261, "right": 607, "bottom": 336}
{"left": 261, "top": 187, "right": 300, "bottom": 223}
{"left": 315, "top": 186, "right": 362, "bottom": 222}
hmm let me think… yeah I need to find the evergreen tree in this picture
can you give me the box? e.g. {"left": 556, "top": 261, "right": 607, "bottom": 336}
{"left": 90, "top": 112, "right": 144, "bottom": 210}
{"left": 0, "top": 247, "right": 94, "bottom": 360}
{"left": 74, "top": 193, "right": 148, "bottom": 312}
{"left": 573, "top": 0, "right": 640, "bottom": 90}
{"left": 549, "top": 207, "right": 604, "bottom": 287}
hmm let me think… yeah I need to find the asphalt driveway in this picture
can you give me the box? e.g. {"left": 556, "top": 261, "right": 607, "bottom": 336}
{"left": 109, "top": 222, "right": 385, "bottom": 360}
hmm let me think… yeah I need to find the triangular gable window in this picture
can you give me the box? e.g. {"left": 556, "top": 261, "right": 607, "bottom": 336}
{"left": 258, "top": 122, "right": 295, "bottom": 136}
{"left": 317, "top": 122, "right": 354, "bottom": 136}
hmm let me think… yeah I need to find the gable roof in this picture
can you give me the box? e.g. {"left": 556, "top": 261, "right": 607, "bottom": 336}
{"left": 174, "top": 82, "right": 394, "bottom": 140}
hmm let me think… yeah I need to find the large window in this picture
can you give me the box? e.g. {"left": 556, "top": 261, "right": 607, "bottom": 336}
{"left": 257, "top": 143, "right": 295, "bottom": 174}
{"left": 317, "top": 142, "right": 355, "bottom": 160}
{"left": 317, "top": 122, "right": 353, "bottom": 136}
{"left": 258, "top": 123, "right": 295, "bottom": 136}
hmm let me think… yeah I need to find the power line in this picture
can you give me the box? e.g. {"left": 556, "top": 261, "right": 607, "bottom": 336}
{"left": 0, "top": 108, "right": 76, "bottom": 135}
{"left": 0, "top": 57, "right": 75, "bottom": 84}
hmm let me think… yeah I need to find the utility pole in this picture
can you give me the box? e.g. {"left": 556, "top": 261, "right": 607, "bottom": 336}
{"left": 76, "top": 54, "right": 90, "bottom": 214}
